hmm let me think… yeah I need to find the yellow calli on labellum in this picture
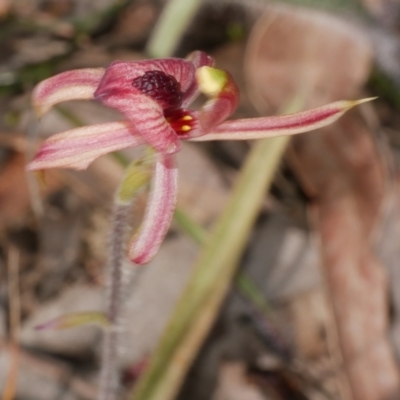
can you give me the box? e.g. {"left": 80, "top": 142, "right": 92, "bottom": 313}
{"left": 28, "top": 50, "right": 371, "bottom": 265}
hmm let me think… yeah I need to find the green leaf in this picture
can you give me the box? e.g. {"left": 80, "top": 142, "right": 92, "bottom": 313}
{"left": 115, "top": 153, "right": 154, "bottom": 205}
{"left": 35, "top": 311, "right": 108, "bottom": 330}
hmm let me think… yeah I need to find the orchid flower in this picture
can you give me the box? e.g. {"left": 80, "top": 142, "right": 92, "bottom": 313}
{"left": 28, "top": 51, "right": 369, "bottom": 265}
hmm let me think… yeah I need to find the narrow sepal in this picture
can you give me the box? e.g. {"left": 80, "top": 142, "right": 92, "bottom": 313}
{"left": 32, "top": 68, "right": 105, "bottom": 117}
{"left": 128, "top": 153, "right": 178, "bottom": 264}
{"left": 192, "top": 98, "right": 375, "bottom": 141}
{"left": 27, "top": 122, "right": 143, "bottom": 170}
{"left": 35, "top": 311, "right": 109, "bottom": 330}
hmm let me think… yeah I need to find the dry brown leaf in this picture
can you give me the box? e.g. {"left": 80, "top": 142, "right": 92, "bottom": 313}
{"left": 0, "top": 337, "right": 97, "bottom": 399}
{"left": 0, "top": 152, "right": 33, "bottom": 226}
{"left": 245, "top": 5, "right": 400, "bottom": 400}
{"left": 291, "top": 115, "right": 400, "bottom": 400}
{"left": 245, "top": 4, "right": 372, "bottom": 112}
{"left": 0, "top": 0, "right": 10, "bottom": 16}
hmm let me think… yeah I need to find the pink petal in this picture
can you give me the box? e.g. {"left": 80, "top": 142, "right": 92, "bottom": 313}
{"left": 27, "top": 122, "right": 142, "bottom": 170}
{"left": 196, "top": 68, "right": 240, "bottom": 131}
{"left": 96, "top": 92, "right": 181, "bottom": 154}
{"left": 191, "top": 99, "right": 373, "bottom": 141}
{"left": 188, "top": 51, "right": 214, "bottom": 70}
{"left": 129, "top": 153, "right": 178, "bottom": 265}
{"left": 32, "top": 68, "right": 105, "bottom": 117}
{"left": 94, "top": 58, "right": 196, "bottom": 100}
{"left": 199, "top": 85, "right": 239, "bottom": 131}
{"left": 182, "top": 51, "right": 214, "bottom": 107}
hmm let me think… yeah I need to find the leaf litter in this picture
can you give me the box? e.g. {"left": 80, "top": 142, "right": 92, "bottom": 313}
{"left": 1, "top": 1, "right": 400, "bottom": 399}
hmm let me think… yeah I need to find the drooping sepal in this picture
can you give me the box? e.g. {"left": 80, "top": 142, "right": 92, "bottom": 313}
{"left": 193, "top": 98, "right": 376, "bottom": 141}
{"left": 128, "top": 153, "right": 178, "bottom": 264}
{"left": 32, "top": 68, "right": 105, "bottom": 117}
{"left": 27, "top": 122, "right": 143, "bottom": 170}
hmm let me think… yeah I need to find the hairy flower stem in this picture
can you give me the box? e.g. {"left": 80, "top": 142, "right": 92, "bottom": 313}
{"left": 98, "top": 203, "right": 130, "bottom": 400}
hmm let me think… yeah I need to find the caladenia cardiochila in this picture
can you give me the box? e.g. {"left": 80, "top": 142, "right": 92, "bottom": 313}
{"left": 29, "top": 50, "right": 372, "bottom": 265}
{"left": 28, "top": 50, "right": 373, "bottom": 400}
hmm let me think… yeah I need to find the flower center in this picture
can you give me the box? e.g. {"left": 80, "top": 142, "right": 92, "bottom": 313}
{"left": 132, "top": 70, "right": 183, "bottom": 112}
{"left": 165, "top": 109, "right": 196, "bottom": 136}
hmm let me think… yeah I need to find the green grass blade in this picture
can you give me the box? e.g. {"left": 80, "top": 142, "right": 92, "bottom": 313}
{"left": 173, "top": 207, "right": 208, "bottom": 244}
{"left": 132, "top": 135, "right": 289, "bottom": 400}
{"left": 146, "top": 0, "right": 203, "bottom": 58}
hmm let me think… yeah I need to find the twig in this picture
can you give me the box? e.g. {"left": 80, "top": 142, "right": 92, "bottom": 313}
{"left": 2, "top": 247, "right": 20, "bottom": 400}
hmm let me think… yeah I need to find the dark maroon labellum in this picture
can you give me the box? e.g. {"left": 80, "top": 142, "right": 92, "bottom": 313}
{"left": 132, "top": 70, "right": 183, "bottom": 112}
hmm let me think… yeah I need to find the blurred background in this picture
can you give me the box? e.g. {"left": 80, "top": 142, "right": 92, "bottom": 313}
{"left": 1, "top": 0, "right": 400, "bottom": 399}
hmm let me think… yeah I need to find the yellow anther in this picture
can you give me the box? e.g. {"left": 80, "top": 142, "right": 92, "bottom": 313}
{"left": 196, "top": 66, "right": 228, "bottom": 96}
{"left": 181, "top": 115, "right": 193, "bottom": 121}
{"left": 181, "top": 125, "right": 191, "bottom": 132}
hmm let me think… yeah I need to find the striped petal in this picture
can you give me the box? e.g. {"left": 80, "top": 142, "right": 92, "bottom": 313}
{"left": 191, "top": 99, "right": 374, "bottom": 141}
{"left": 96, "top": 92, "right": 181, "bottom": 154}
{"left": 129, "top": 153, "right": 178, "bottom": 265}
{"left": 32, "top": 68, "right": 105, "bottom": 117}
{"left": 27, "top": 122, "right": 143, "bottom": 170}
